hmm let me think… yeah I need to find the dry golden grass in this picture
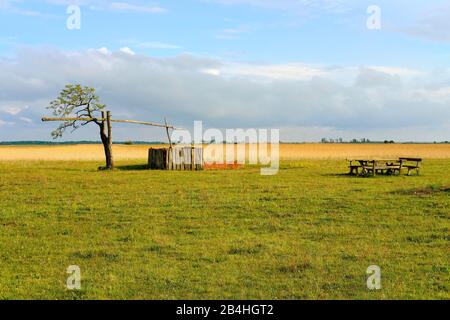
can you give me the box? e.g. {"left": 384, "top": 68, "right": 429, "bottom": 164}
{"left": 0, "top": 144, "right": 164, "bottom": 161}
{"left": 0, "top": 143, "right": 450, "bottom": 161}
{"left": 278, "top": 143, "right": 450, "bottom": 160}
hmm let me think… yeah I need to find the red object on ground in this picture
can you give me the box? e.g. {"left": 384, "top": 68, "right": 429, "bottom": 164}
{"left": 203, "top": 161, "right": 243, "bottom": 170}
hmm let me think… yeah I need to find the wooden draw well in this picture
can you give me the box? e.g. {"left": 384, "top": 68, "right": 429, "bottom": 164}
{"left": 148, "top": 147, "right": 203, "bottom": 170}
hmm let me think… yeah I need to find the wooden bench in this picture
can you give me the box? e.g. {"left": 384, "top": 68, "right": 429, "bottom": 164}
{"left": 361, "top": 159, "right": 402, "bottom": 176}
{"left": 347, "top": 159, "right": 369, "bottom": 175}
{"left": 347, "top": 157, "right": 423, "bottom": 176}
{"left": 399, "top": 158, "right": 422, "bottom": 176}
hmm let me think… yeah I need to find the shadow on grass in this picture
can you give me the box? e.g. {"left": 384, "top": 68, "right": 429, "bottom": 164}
{"left": 322, "top": 172, "right": 404, "bottom": 178}
{"left": 321, "top": 173, "right": 355, "bottom": 177}
{"left": 116, "top": 164, "right": 149, "bottom": 171}
{"left": 393, "top": 185, "right": 450, "bottom": 197}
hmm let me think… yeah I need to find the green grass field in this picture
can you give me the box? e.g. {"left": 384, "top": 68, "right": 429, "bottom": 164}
{"left": 0, "top": 160, "right": 448, "bottom": 300}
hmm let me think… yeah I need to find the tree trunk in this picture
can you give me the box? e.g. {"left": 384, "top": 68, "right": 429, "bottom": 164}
{"left": 106, "top": 111, "right": 114, "bottom": 168}
{"left": 99, "top": 111, "right": 114, "bottom": 170}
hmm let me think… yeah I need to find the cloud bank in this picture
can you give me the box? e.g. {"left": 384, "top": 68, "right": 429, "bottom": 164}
{"left": 0, "top": 47, "right": 449, "bottom": 141}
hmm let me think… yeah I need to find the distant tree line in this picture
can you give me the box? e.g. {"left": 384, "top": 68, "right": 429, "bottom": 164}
{"left": 321, "top": 138, "right": 373, "bottom": 144}
{"left": 320, "top": 139, "right": 450, "bottom": 144}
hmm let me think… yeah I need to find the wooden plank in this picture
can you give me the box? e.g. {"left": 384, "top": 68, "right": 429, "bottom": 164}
{"left": 42, "top": 117, "right": 181, "bottom": 129}
{"left": 195, "top": 147, "right": 203, "bottom": 170}
{"left": 184, "top": 147, "right": 192, "bottom": 170}
{"left": 149, "top": 149, "right": 154, "bottom": 169}
{"left": 173, "top": 148, "right": 180, "bottom": 170}
{"left": 399, "top": 157, "right": 422, "bottom": 162}
{"left": 363, "top": 165, "right": 400, "bottom": 170}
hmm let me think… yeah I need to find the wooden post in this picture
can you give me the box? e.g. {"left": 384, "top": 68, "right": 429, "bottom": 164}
{"left": 168, "top": 148, "right": 173, "bottom": 170}
{"left": 107, "top": 111, "right": 114, "bottom": 169}
{"left": 101, "top": 111, "right": 108, "bottom": 168}
{"left": 164, "top": 117, "right": 173, "bottom": 149}
{"left": 372, "top": 160, "right": 376, "bottom": 177}
{"left": 42, "top": 117, "right": 181, "bottom": 130}
{"left": 191, "top": 146, "right": 195, "bottom": 171}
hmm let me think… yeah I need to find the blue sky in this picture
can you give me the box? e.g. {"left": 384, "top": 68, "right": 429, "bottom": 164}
{"left": 2, "top": 0, "right": 449, "bottom": 66}
{"left": 0, "top": 0, "right": 450, "bottom": 141}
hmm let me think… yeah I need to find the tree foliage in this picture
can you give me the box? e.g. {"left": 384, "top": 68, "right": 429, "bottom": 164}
{"left": 47, "top": 84, "right": 105, "bottom": 139}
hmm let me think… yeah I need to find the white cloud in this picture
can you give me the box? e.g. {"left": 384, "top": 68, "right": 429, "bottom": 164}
{"left": 367, "top": 66, "right": 422, "bottom": 77}
{"left": 0, "top": 47, "right": 449, "bottom": 141}
{"left": 211, "top": 0, "right": 450, "bottom": 44}
{"left": 222, "top": 63, "right": 327, "bottom": 80}
{"left": 0, "top": 0, "right": 47, "bottom": 16}
{"left": 118, "top": 40, "right": 182, "bottom": 51}
{"left": 0, "top": 119, "right": 15, "bottom": 126}
{"left": 201, "top": 68, "right": 221, "bottom": 76}
{"left": 109, "top": 2, "right": 167, "bottom": 13}
{"left": 1, "top": 105, "right": 28, "bottom": 115}
{"left": 0, "top": 0, "right": 14, "bottom": 9}
{"left": 19, "top": 117, "right": 33, "bottom": 123}
{"left": 400, "top": 3, "right": 450, "bottom": 43}
{"left": 119, "top": 47, "right": 136, "bottom": 55}
{"left": 42, "top": 0, "right": 168, "bottom": 14}
{"left": 215, "top": 26, "right": 249, "bottom": 40}
{"left": 135, "top": 42, "right": 181, "bottom": 50}
{"left": 95, "top": 47, "right": 111, "bottom": 55}
{"left": 211, "top": 0, "right": 352, "bottom": 14}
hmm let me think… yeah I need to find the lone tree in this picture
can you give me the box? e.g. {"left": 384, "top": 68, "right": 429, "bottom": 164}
{"left": 47, "top": 84, "right": 114, "bottom": 169}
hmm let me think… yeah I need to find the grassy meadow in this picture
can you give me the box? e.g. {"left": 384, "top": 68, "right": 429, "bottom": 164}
{"left": 0, "top": 144, "right": 449, "bottom": 299}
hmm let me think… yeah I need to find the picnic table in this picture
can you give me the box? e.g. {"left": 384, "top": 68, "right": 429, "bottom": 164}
{"left": 399, "top": 157, "right": 422, "bottom": 176}
{"left": 347, "top": 158, "right": 422, "bottom": 176}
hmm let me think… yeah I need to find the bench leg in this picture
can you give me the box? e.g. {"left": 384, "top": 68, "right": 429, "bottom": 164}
{"left": 360, "top": 168, "right": 367, "bottom": 177}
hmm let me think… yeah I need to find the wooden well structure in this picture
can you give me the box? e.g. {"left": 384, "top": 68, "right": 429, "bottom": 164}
{"left": 148, "top": 147, "right": 203, "bottom": 170}
{"left": 42, "top": 113, "right": 182, "bottom": 170}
